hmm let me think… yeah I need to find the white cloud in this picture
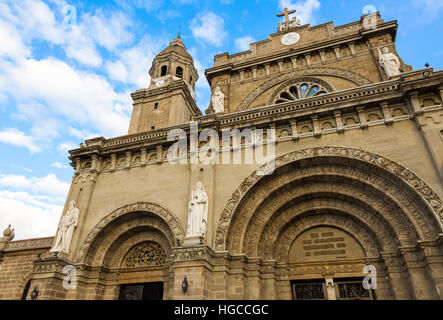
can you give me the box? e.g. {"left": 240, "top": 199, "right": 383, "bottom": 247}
{"left": 58, "top": 142, "right": 78, "bottom": 154}
{"left": 190, "top": 12, "right": 228, "bottom": 47}
{"left": 414, "top": 0, "right": 443, "bottom": 21}
{"left": 235, "top": 36, "right": 254, "bottom": 51}
{"left": 0, "top": 174, "right": 70, "bottom": 196}
{"left": 0, "top": 192, "right": 62, "bottom": 240}
{"left": 0, "top": 20, "right": 30, "bottom": 61}
{"left": 105, "top": 36, "right": 167, "bottom": 88}
{"left": 0, "top": 172, "right": 71, "bottom": 240}
{"left": 63, "top": 25, "right": 103, "bottom": 67}
{"left": 278, "top": 0, "right": 321, "bottom": 25}
{"left": 133, "top": 0, "right": 164, "bottom": 12}
{"left": 83, "top": 10, "right": 133, "bottom": 51}
{"left": 52, "top": 162, "right": 69, "bottom": 169}
{"left": 105, "top": 60, "right": 129, "bottom": 82}
{"left": 9, "top": 0, "right": 64, "bottom": 44}
{"left": 0, "top": 128, "right": 40, "bottom": 153}
{"left": 0, "top": 57, "right": 131, "bottom": 138}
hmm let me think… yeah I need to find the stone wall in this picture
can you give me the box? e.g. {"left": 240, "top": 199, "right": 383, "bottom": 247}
{"left": 0, "top": 238, "right": 52, "bottom": 300}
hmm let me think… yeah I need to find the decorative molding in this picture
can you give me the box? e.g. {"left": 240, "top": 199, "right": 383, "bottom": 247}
{"left": 5, "top": 237, "right": 53, "bottom": 252}
{"left": 214, "top": 147, "right": 443, "bottom": 251}
{"left": 122, "top": 241, "right": 167, "bottom": 268}
{"left": 76, "top": 202, "right": 184, "bottom": 262}
{"left": 172, "top": 246, "right": 214, "bottom": 262}
{"left": 238, "top": 68, "right": 373, "bottom": 110}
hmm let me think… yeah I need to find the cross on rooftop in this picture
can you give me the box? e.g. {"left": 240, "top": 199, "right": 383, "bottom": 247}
{"left": 277, "top": 7, "right": 296, "bottom": 24}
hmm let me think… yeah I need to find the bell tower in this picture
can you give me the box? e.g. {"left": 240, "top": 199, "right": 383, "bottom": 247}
{"left": 128, "top": 35, "right": 201, "bottom": 135}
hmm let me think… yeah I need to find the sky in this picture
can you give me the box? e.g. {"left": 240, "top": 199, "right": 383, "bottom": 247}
{"left": 0, "top": 0, "right": 442, "bottom": 240}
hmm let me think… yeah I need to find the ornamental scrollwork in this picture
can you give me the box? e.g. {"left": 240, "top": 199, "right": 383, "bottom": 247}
{"left": 122, "top": 241, "right": 167, "bottom": 268}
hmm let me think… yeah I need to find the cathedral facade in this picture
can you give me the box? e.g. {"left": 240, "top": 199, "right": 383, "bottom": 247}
{"left": 1, "top": 11, "right": 442, "bottom": 300}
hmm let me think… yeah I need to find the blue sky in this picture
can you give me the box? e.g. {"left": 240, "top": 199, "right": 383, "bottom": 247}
{"left": 0, "top": 0, "right": 442, "bottom": 240}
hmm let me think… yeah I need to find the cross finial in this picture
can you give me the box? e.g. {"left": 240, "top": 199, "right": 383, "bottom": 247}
{"left": 277, "top": 7, "right": 296, "bottom": 24}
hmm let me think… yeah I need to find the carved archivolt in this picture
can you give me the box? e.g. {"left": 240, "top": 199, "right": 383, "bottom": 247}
{"left": 273, "top": 212, "right": 380, "bottom": 262}
{"left": 107, "top": 230, "right": 171, "bottom": 269}
{"left": 122, "top": 241, "right": 167, "bottom": 268}
{"left": 257, "top": 199, "right": 401, "bottom": 260}
{"left": 76, "top": 202, "right": 184, "bottom": 263}
{"left": 238, "top": 68, "right": 373, "bottom": 110}
{"left": 89, "top": 215, "right": 174, "bottom": 267}
{"left": 214, "top": 147, "right": 443, "bottom": 252}
{"left": 241, "top": 166, "right": 420, "bottom": 257}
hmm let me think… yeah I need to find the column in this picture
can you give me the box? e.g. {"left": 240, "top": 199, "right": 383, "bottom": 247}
{"left": 408, "top": 91, "right": 423, "bottom": 116}
{"left": 265, "top": 64, "right": 271, "bottom": 77}
{"left": 357, "top": 107, "right": 368, "bottom": 129}
{"left": 141, "top": 148, "right": 147, "bottom": 166}
{"left": 401, "top": 247, "right": 439, "bottom": 300}
{"left": 278, "top": 60, "right": 284, "bottom": 73}
{"left": 304, "top": 54, "right": 311, "bottom": 66}
{"left": 333, "top": 46, "right": 341, "bottom": 59}
{"left": 311, "top": 115, "right": 321, "bottom": 137}
{"left": 382, "top": 252, "right": 414, "bottom": 300}
{"left": 381, "top": 102, "right": 393, "bottom": 125}
{"left": 125, "top": 152, "right": 132, "bottom": 169}
{"left": 419, "top": 238, "right": 443, "bottom": 299}
{"left": 325, "top": 277, "right": 337, "bottom": 300}
{"left": 291, "top": 57, "right": 298, "bottom": 70}
{"left": 156, "top": 145, "right": 163, "bottom": 164}
{"left": 319, "top": 50, "right": 326, "bottom": 64}
{"left": 348, "top": 42, "right": 356, "bottom": 56}
{"left": 334, "top": 111, "right": 345, "bottom": 134}
{"left": 239, "top": 69, "right": 245, "bottom": 82}
{"left": 252, "top": 67, "right": 257, "bottom": 80}
{"left": 110, "top": 154, "right": 117, "bottom": 171}
{"left": 290, "top": 120, "right": 300, "bottom": 141}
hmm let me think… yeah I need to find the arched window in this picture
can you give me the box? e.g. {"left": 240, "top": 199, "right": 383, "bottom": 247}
{"left": 176, "top": 67, "right": 183, "bottom": 79}
{"left": 272, "top": 79, "right": 332, "bottom": 105}
{"left": 160, "top": 65, "right": 168, "bottom": 77}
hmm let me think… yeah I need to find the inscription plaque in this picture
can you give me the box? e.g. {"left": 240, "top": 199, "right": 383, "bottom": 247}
{"left": 289, "top": 227, "right": 365, "bottom": 263}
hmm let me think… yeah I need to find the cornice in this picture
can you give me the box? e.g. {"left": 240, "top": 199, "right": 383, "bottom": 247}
{"left": 4, "top": 237, "right": 53, "bottom": 253}
{"left": 131, "top": 80, "right": 201, "bottom": 117}
{"left": 69, "top": 69, "right": 441, "bottom": 159}
{"left": 205, "top": 21, "right": 398, "bottom": 80}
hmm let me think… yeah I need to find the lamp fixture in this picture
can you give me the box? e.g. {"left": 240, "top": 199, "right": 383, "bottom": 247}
{"left": 182, "top": 277, "right": 188, "bottom": 293}
{"left": 30, "top": 287, "right": 39, "bottom": 300}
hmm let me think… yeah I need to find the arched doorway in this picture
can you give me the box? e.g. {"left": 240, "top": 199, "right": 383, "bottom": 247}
{"left": 289, "top": 226, "right": 374, "bottom": 300}
{"left": 118, "top": 241, "right": 167, "bottom": 300}
{"left": 215, "top": 147, "right": 442, "bottom": 300}
{"left": 75, "top": 202, "right": 184, "bottom": 300}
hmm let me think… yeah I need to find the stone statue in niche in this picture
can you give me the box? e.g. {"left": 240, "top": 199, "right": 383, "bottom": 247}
{"left": 378, "top": 47, "right": 401, "bottom": 78}
{"left": 211, "top": 86, "right": 225, "bottom": 113}
{"left": 50, "top": 200, "right": 79, "bottom": 254}
{"left": 186, "top": 182, "right": 209, "bottom": 238}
